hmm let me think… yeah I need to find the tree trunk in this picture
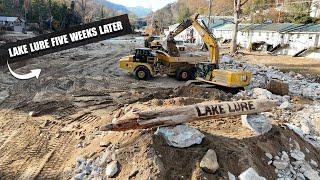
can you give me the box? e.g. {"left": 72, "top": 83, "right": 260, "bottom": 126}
{"left": 101, "top": 99, "right": 277, "bottom": 131}
{"left": 231, "top": 0, "right": 241, "bottom": 54}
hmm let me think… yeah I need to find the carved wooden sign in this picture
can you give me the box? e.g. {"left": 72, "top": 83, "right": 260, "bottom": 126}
{"left": 100, "top": 99, "right": 277, "bottom": 131}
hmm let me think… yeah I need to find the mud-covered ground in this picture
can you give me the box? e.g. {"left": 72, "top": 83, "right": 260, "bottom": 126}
{"left": 0, "top": 35, "right": 319, "bottom": 179}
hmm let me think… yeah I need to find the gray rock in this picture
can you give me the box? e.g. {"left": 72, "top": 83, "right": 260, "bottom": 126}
{"left": 310, "top": 160, "right": 318, "bottom": 168}
{"left": 99, "top": 150, "right": 114, "bottom": 166}
{"left": 0, "top": 90, "right": 9, "bottom": 104}
{"left": 291, "top": 149, "right": 305, "bottom": 161}
{"left": 200, "top": 149, "right": 219, "bottom": 174}
{"left": 273, "top": 160, "right": 289, "bottom": 170}
{"left": 105, "top": 161, "right": 119, "bottom": 178}
{"left": 280, "top": 101, "right": 291, "bottom": 110}
{"left": 228, "top": 171, "right": 236, "bottom": 180}
{"left": 265, "top": 152, "right": 273, "bottom": 159}
{"left": 238, "top": 167, "right": 266, "bottom": 180}
{"left": 241, "top": 113, "right": 272, "bottom": 135}
{"left": 74, "top": 172, "right": 85, "bottom": 180}
{"left": 281, "top": 151, "right": 290, "bottom": 162}
{"left": 303, "top": 169, "right": 320, "bottom": 180}
{"left": 155, "top": 125, "right": 204, "bottom": 148}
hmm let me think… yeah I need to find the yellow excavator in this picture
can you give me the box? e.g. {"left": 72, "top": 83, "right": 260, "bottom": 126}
{"left": 119, "top": 14, "right": 251, "bottom": 89}
{"left": 167, "top": 13, "right": 252, "bottom": 88}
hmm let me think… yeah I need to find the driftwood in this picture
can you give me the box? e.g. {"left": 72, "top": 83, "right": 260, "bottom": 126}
{"left": 100, "top": 99, "right": 277, "bottom": 131}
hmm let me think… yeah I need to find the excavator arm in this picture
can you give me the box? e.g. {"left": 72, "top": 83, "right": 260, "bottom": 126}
{"left": 168, "top": 14, "right": 220, "bottom": 66}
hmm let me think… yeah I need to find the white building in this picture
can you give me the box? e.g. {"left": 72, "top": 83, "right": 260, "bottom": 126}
{"left": 213, "top": 22, "right": 320, "bottom": 58}
{"left": 281, "top": 24, "right": 320, "bottom": 57}
{"left": 0, "top": 16, "right": 25, "bottom": 32}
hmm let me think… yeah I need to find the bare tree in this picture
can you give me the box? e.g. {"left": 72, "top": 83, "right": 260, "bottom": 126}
{"left": 231, "top": 0, "right": 249, "bottom": 54}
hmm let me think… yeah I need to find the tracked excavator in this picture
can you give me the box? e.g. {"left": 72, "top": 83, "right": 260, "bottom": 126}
{"left": 167, "top": 13, "right": 252, "bottom": 88}
{"left": 119, "top": 14, "right": 251, "bottom": 89}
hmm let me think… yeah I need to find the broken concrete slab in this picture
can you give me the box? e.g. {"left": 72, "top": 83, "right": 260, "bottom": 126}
{"left": 155, "top": 125, "right": 205, "bottom": 148}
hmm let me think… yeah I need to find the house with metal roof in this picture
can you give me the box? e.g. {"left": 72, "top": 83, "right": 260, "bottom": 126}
{"left": 279, "top": 24, "right": 320, "bottom": 57}
{"left": 0, "top": 16, "right": 25, "bottom": 32}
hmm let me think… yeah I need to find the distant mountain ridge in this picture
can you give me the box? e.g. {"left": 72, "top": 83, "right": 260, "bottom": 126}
{"left": 95, "top": 0, "right": 130, "bottom": 14}
{"left": 95, "top": 0, "right": 152, "bottom": 17}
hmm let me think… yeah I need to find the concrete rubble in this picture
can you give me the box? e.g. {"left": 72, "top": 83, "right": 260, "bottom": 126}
{"left": 266, "top": 141, "right": 320, "bottom": 180}
{"left": 220, "top": 55, "right": 320, "bottom": 100}
{"left": 154, "top": 124, "right": 205, "bottom": 148}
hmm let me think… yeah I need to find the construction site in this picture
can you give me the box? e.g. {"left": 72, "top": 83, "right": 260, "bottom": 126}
{"left": 1, "top": 0, "right": 320, "bottom": 179}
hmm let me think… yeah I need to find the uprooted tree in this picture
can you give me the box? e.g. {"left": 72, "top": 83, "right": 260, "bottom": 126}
{"left": 231, "top": 0, "right": 249, "bottom": 54}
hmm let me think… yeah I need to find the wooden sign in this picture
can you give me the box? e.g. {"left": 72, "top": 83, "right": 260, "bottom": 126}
{"left": 100, "top": 99, "right": 277, "bottom": 131}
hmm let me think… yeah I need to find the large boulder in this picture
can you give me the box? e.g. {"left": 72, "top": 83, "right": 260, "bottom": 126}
{"left": 155, "top": 125, "right": 205, "bottom": 148}
{"left": 267, "top": 79, "right": 289, "bottom": 96}
{"left": 200, "top": 149, "right": 219, "bottom": 174}
{"left": 241, "top": 113, "right": 272, "bottom": 135}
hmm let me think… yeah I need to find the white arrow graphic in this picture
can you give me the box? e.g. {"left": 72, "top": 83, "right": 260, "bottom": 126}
{"left": 7, "top": 60, "right": 41, "bottom": 80}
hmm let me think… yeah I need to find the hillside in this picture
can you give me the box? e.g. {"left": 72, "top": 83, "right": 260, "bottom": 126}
{"left": 153, "top": 0, "right": 233, "bottom": 29}
{"left": 127, "top": 6, "right": 152, "bottom": 17}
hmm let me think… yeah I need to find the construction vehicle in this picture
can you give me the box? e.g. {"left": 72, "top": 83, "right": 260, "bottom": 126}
{"left": 119, "top": 47, "right": 204, "bottom": 80}
{"left": 144, "top": 36, "right": 163, "bottom": 49}
{"left": 167, "top": 13, "right": 252, "bottom": 88}
{"left": 119, "top": 14, "right": 251, "bottom": 89}
{"left": 144, "top": 20, "right": 164, "bottom": 50}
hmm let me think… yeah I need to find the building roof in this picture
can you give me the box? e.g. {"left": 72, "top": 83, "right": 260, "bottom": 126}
{"left": 282, "top": 24, "right": 320, "bottom": 33}
{"left": 0, "top": 16, "right": 24, "bottom": 22}
{"left": 248, "top": 23, "right": 299, "bottom": 32}
{"left": 215, "top": 23, "right": 252, "bottom": 31}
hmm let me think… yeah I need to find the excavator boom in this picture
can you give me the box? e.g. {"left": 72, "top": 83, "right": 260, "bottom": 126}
{"left": 169, "top": 14, "right": 219, "bottom": 66}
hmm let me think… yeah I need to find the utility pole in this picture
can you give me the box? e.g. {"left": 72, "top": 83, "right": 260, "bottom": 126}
{"left": 208, "top": 0, "right": 213, "bottom": 28}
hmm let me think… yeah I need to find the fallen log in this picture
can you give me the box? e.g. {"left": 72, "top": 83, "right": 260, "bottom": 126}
{"left": 100, "top": 99, "right": 277, "bottom": 131}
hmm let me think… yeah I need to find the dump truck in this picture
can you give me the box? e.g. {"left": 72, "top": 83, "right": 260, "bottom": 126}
{"left": 119, "top": 47, "right": 205, "bottom": 80}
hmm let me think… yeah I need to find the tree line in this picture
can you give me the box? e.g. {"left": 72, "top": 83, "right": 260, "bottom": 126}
{"left": 0, "top": 0, "right": 124, "bottom": 32}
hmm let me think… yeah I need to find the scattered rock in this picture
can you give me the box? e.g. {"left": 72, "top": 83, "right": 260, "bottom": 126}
{"left": 200, "top": 149, "right": 219, "bottom": 174}
{"left": 267, "top": 79, "right": 289, "bottom": 96}
{"left": 303, "top": 169, "right": 320, "bottom": 180}
{"left": 155, "top": 125, "right": 205, "bottom": 148}
{"left": 99, "top": 141, "right": 111, "bottom": 148}
{"left": 310, "top": 160, "right": 318, "bottom": 168}
{"left": 265, "top": 152, "right": 273, "bottom": 159}
{"left": 238, "top": 167, "right": 266, "bottom": 180}
{"left": 105, "top": 161, "right": 119, "bottom": 178}
{"left": 290, "top": 149, "right": 305, "bottom": 161}
{"left": 241, "top": 113, "right": 272, "bottom": 135}
{"left": 228, "top": 171, "right": 236, "bottom": 180}
{"left": 273, "top": 160, "right": 289, "bottom": 170}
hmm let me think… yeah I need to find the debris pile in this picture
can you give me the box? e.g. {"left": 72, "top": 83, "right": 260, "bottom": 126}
{"left": 266, "top": 145, "right": 320, "bottom": 180}
{"left": 220, "top": 55, "right": 320, "bottom": 100}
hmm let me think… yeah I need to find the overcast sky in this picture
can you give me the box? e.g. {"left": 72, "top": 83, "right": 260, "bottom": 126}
{"left": 107, "top": 0, "right": 177, "bottom": 11}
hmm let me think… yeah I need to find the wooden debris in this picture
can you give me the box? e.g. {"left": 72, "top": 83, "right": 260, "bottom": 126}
{"left": 100, "top": 99, "right": 277, "bottom": 131}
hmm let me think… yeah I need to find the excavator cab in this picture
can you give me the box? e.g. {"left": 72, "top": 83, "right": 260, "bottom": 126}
{"left": 195, "top": 62, "right": 216, "bottom": 80}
